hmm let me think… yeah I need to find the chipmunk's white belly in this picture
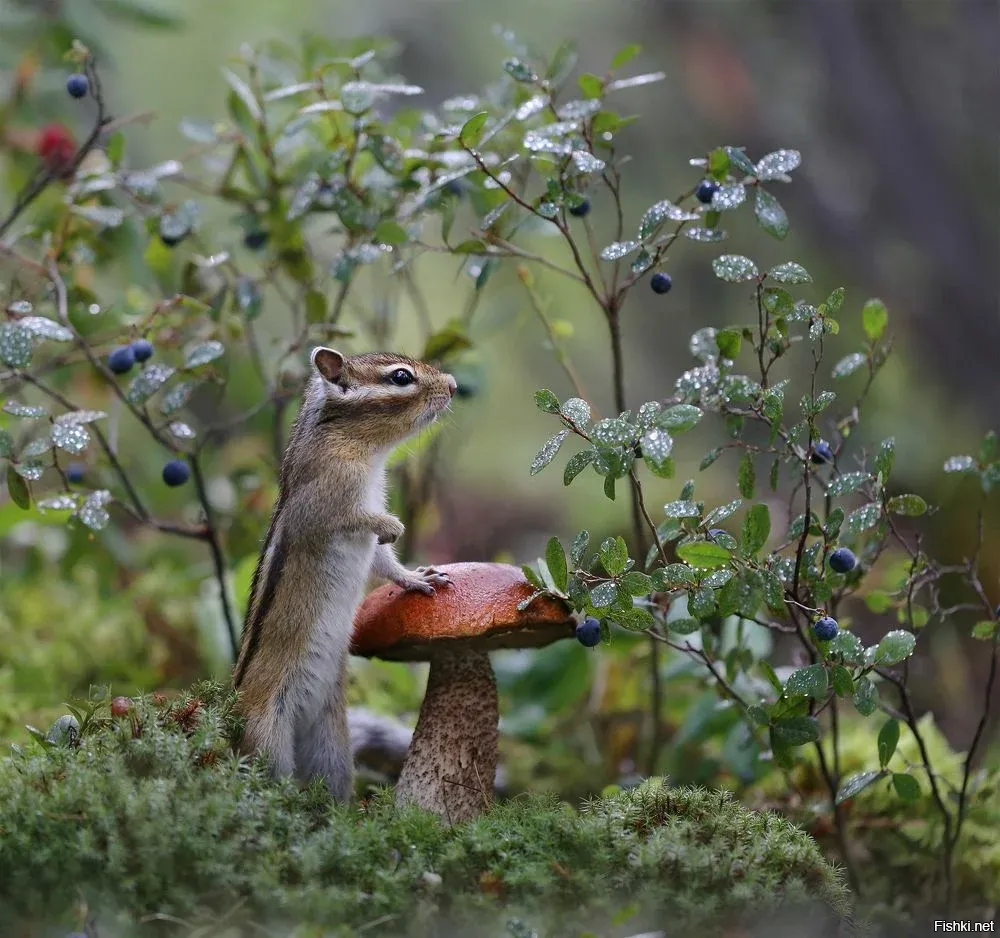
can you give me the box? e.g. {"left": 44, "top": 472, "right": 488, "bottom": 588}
{"left": 294, "top": 461, "right": 387, "bottom": 717}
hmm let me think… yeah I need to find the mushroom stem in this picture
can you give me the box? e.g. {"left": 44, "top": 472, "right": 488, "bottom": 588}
{"left": 394, "top": 646, "right": 498, "bottom": 823}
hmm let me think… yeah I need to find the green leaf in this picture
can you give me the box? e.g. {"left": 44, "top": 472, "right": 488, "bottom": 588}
{"left": 534, "top": 389, "right": 560, "bottom": 413}
{"left": 785, "top": 664, "right": 828, "bottom": 700}
{"left": 570, "top": 530, "right": 590, "bottom": 567}
{"left": 577, "top": 73, "right": 604, "bottom": 98}
{"left": 656, "top": 405, "right": 703, "bottom": 432}
{"left": 876, "top": 437, "right": 895, "bottom": 480}
{"left": 652, "top": 564, "right": 696, "bottom": 589}
{"left": 521, "top": 564, "right": 544, "bottom": 590}
{"left": 738, "top": 452, "right": 755, "bottom": 499}
{"left": 875, "top": 629, "right": 916, "bottom": 666}
{"left": 836, "top": 770, "right": 885, "bottom": 805}
{"left": 830, "top": 630, "right": 864, "bottom": 666}
{"left": 95, "top": 0, "right": 182, "bottom": 28}
{"left": 892, "top": 773, "right": 921, "bottom": 801}
{"left": 833, "top": 353, "right": 867, "bottom": 380}
{"left": 827, "top": 472, "right": 870, "bottom": 498}
{"left": 754, "top": 188, "right": 788, "bottom": 239}
{"left": 759, "top": 660, "right": 784, "bottom": 696}
{"left": 862, "top": 298, "right": 888, "bottom": 342}
{"left": 423, "top": 323, "right": 472, "bottom": 362}
{"left": 589, "top": 581, "right": 618, "bottom": 608}
{"left": 543, "top": 537, "right": 569, "bottom": 593}
{"left": 888, "top": 494, "right": 928, "bottom": 517}
{"left": 185, "top": 341, "right": 224, "bottom": 368}
{"left": 0, "top": 429, "right": 12, "bottom": 458}
{"left": 844, "top": 503, "right": 881, "bottom": 536}
{"left": 768, "top": 262, "right": 811, "bottom": 284}
{"left": 6, "top": 464, "right": 30, "bottom": 509}
{"left": 564, "top": 449, "right": 596, "bottom": 485}
{"left": 610, "top": 43, "right": 642, "bottom": 70}
{"left": 831, "top": 666, "right": 854, "bottom": 697}
{"left": 725, "top": 146, "right": 756, "bottom": 175}
{"left": 530, "top": 430, "right": 570, "bottom": 475}
{"left": 621, "top": 571, "right": 654, "bottom": 596}
{"left": 599, "top": 536, "right": 629, "bottom": 576}
{"left": 222, "top": 68, "right": 262, "bottom": 121}
{"left": 972, "top": 620, "right": 998, "bottom": 641}
{"left": 712, "top": 255, "right": 758, "bottom": 283}
{"left": 771, "top": 715, "right": 819, "bottom": 747}
{"left": 0, "top": 324, "right": 33, "bottom": 367}
{"left": 305, "top": 290, "right": 327, "bottom": 324}
{"left": 676, "top": 541, "right": 731, "bottom": 569}
{"left": 853, "top": 676, "right": 879, "bottom": 716}
{"left": 716, "top": 329, "right": 742, "bottom": 360}
{"left": 878, "top": 718, "right": 900, "bottom": 768}
{"left": 740, "top": 503, "right": 770, "bottom": 557}
{"left": 608, "top": 607, "right": 656, "bottom": 632}
{"left": 459, "top": 111, "right": 490, "bottom": 148}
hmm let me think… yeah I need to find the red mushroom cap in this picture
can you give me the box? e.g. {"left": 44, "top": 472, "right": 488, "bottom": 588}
{"left": 352, "top": 562, "right": 575, "bottom": 661}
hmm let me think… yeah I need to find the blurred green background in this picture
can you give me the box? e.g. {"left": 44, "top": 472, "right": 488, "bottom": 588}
{"left": 0, "top": 0, "right": 997, "bottom": 808}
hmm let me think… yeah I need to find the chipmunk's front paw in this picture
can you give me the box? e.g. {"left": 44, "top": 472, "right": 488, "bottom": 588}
{"left": 397, "top": 566, "right": 452, "bottom": 595}
{"left": 372, "top": 514, "right": 405, "bottom": 545}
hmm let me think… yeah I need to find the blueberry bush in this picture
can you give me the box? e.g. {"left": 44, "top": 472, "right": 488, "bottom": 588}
{"left": 0, "top": 8, "right": 996, "bottom": 935}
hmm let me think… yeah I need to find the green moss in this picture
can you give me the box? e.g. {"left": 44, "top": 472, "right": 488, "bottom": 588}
{"left": 0, "top": 683, "right": 852, "bottom": 937}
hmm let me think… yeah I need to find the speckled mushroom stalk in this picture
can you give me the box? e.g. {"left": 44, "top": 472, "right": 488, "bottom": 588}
{"left": 394, "top": 646, "right": 498, "bottom": 822}
{"left": 351, "top": 562, "right": 576, "bottom": 823}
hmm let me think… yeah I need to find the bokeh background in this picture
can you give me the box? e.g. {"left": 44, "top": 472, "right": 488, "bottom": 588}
{"left": 1, "top": 0, "right": 998, "bottom": 816}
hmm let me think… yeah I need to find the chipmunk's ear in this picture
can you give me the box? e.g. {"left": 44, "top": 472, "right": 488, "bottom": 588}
{"left": 311, "top": 347, "right": 345, "bottom": 385}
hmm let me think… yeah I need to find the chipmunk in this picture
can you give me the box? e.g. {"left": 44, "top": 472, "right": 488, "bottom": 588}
{"left": 232, "top": 347, "right": 456, "bottom": 799}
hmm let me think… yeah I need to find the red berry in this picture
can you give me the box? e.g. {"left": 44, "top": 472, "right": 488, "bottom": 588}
{"left": 111, "top": 696, "right": 133, "bottom": 718}
{"left": 37, "top": 123, "right": 76, "bottom": 175}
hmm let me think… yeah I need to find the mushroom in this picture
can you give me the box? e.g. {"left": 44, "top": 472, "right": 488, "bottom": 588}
{"left": 352, "top": 561, "right": 575, "bottom": 823}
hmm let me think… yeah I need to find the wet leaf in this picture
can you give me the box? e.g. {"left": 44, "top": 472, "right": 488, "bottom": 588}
{"left": 51, "top": 423, "right": 91, "bottom": 455}
{"left": 0, "top": 324, "right": 33, "bottom": 367}
{"left": 755, "top": 149, "right": 801, "bottom": 180}
{"left": 459, "top": 111, "right": 490, "bottom": 148}
{"left": 530, "top": 430, "right": 569, "bottom": 475}
{"left": 888, "top": 494, "right": 928, "bottom": 517}
{"left": 833, "top": 353, "right": 866, "bottom": 379}
{"left": 785, "top": 664, "right": 828, "bottom": 700}
{"left": 545, "top": 537, "right": 569, "bottom": 592}
{"left": 534, "top": 389, "right": 560, "bottom": 413}
{"left": 875, "top": 630, "right": 916, "bottom": 666}
{"left": 754, "top": 188, "right": 788, "bottom": 239}
{"left": 768, "top": 262, "right": 811, "bottom": 284}
{"left": 185, "top": 341, "right": 225, "bottom": 368}
{"left": 126, "top": 364, "right": 176, "bottom": 404}
{"left": 560, "top": 398, "right": 592, "bottom": 427}
{"left": 676, "top": 541, "right": 730, "bottom": 569}
{"left": 600, "top": 240, "right": 640, "bottom": 261}
{"left": 771, "top": 715, "right": 819, "bottom": 747}
{"left": 836, "top": 770, "right": 885, "bottom": 805}
{"left": 712, "top": 255, "right": 758, "bottom": 282}
{"left": 17, "top": 317, "right": 74, "bottom": 342}
{"left": 599, "top": 536, "right": 629, "bottom": 576}
{"left": 6, "top": 465, "right": 30, "bottom": 509}
{"left": 863, "top": 298, "right": 888, "bottom": 342}
{"left": 878, "top": 718, "right": 900, "bottom": 768}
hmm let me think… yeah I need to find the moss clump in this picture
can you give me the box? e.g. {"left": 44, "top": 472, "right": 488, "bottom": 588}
{"left": 0, "top": 683, "right": 853, "bottom": 937}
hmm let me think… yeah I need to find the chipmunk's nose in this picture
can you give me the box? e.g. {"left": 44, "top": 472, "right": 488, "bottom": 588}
{"left": 446, "top": 375, "right": 457, "bottom": 398}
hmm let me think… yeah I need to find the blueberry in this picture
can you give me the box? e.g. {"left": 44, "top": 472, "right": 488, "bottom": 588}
{"left": 66, "top": 73, "right": 89, "bottom": 99}
{"left": 575, "top": 617, "right": 601, "bottom": 647}
{"left": 568, "top": 199, "right": 591, "bottom": 218}
{"left": 66, "top": 463, "right": 85, "bottom": 484}
{"left": 243, "top": 229, "right": 269, "bottom": 250}
{"left": 811, "top": 440, "right": 834, "bottom": 464}
{"left": 131, "top": 339, "right": 154, "bottom": 363}
{"left": 162, "top": 459, "right": 191, "bottom": 487}
{"left": 828, "top": 547, "right": 857, "bottom": 574}
{"left": 108, "top": 345, "right": 136, "bottom": 375}
{"left": 442, "top": 179, "right": 463, "bottom": 196}
{"left": 650, "top": 272, "right": 672, "bottom": 294}
{"left": 160, "top": 230, "right": 186, "bottom": 247}
{"left": 695, "top": 180, "right": 719, "bottom": 204}
{"left": 813, "top": 616, "right": 839, "bottom": 641}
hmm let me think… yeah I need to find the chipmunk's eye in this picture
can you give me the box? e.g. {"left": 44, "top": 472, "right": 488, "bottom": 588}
{"left": 388, "top": 368, "right": 415, "bottom": 387}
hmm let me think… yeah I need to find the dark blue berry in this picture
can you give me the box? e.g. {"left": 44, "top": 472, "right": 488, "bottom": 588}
{"left": 442, "top": 179, "right": 463, "bottom": 196}
{"left": 162, "top": 459, "right": 191, "bottom": 487}
{"left": 131, "top": 339, "right": 154, "bottom": 363}
{"left": 811, "top": 440, "right": 834, "bottom": 464}
{"left": 568, "top": 199, "right": 591, "bottom": 218}
{"left": 813, "top": 616, "right": 839, "bottom": 641}
{"left": 650, "top": 272, "right": 672, "bottom": 295}
{"left": 243, "top": 229, "right": 269, "bottom": 250}
{"left": 829, "top": 547, "right": 857, "bottom": 574}
{"left": 695, "top": 179, "right": 719, "bottom": 204}
{"left": 66, "top": 74, "right": 89, "bottom": 99}
{"left": 576, "top": 617, "right": 601, "bottom": 647}
{"left": 66, "top": 463, "right": 85, "bottom": 484}
{"left": 108, "top": 345, "right": 136, "bottom": 375}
